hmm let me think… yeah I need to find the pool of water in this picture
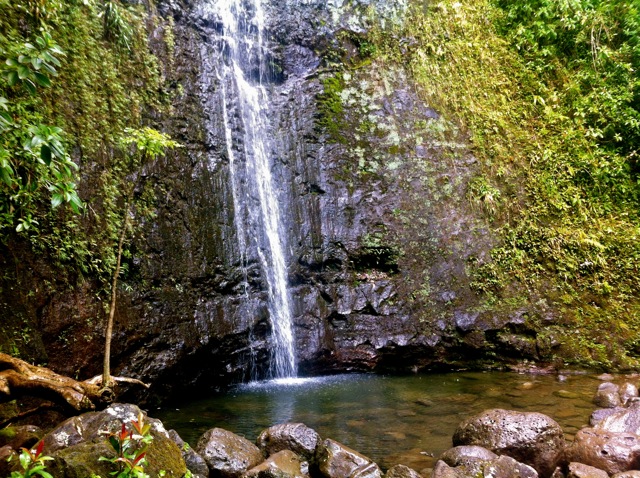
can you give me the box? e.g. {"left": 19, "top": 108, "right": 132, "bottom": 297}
{"left": 156, "top": 372, "right": 609, "bottom": 473}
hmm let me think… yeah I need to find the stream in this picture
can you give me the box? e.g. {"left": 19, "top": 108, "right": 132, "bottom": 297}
{"left": 157, "top": 371, "right": 610, "bottom": 472}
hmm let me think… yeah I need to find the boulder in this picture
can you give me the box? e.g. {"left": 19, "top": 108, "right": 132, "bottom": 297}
{"left": 317, "top": 438, "right": 382, "bottom": 478}
{"left": 256, "top": 423, "right": 321, "bottom": 461}
{"left": 168, "top": 429, "right": 209, "bottom": 478}
{"left": 243, "top": 450, "right": 308, "bottom": 478}
{"left": 483, "top": 455, "right": 538, "bottom": 478}
{"left": 439, "top": 446, "right": 497, "bottom": 467}
{"left": 619, "top": 383, "right": 639, "bottom": 405}
{"left": 430, "top": 460, "right": 460, "bottom": 478}
{"left": 196, "top": 428, "right": 264, "bottom": 478}
{"left": 385, "top": 464, "right": 422, "bottom": 478}
{"left": 594, "top": 383, "right": 621, "bottom": 408}
{"left": 566, "top": 462, "right": 608, "bottom": 478}
{"left": 431, "top": 455, "right": 537, "bottom": 478}
{"left": 596, "top": 402, "right": 640, "bottom": 435}
{"left": 590, "top": 408, "right": 622, "bottom": 427}
{"left": 452, "top": 409, "right": 564, "bottom": 477}
{"left": 42, "top": 403, "right": 186, "bottom": 478}
{"left": 564, "top": 427, "right": 640, "bottom": 474}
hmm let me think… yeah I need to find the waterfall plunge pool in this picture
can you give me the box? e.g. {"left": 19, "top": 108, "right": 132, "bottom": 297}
{"left": 156, "top": 371, "right": 608, "bottom": 472}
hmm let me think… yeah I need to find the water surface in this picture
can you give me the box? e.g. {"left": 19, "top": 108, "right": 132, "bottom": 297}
{"left": 157, "top": 372, "right": 608, "bottom": 472}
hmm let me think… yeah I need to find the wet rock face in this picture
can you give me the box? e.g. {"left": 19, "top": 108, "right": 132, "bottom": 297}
{"left": 243, "top": 450, "right": 309, "bottom": 478}
{"left": 2, "top": 0, "right": 564, "bottom": 394}
{"left": 196, "top": 428, "right": 264, "bottom": 478}
{"left": 452, "top": 409, "right": 565, "bottom": 478}
{"left": 432, "top": 455, "right": 538, "bottom": 478}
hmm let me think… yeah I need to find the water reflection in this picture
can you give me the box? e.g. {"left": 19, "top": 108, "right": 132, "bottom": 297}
{"left": 157, "top": 372, "right": 605, "bottom": 473}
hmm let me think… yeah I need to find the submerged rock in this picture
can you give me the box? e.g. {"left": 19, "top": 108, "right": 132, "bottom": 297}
{"left": 452, "top": 409, "right": 564, "bottom": 477}
{"left": 196, "top": 427, "right": 264, "bottom": 478}
{"left": 256, "top": 423, "right": 320, "bottom": 461}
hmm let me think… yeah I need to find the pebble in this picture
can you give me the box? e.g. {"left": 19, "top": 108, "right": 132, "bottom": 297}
{"left": 554, "top": 390, "right": 580, "bottom": 399}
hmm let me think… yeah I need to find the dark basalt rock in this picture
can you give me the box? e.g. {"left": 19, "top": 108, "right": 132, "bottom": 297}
{"left": 384, "top": 464, "right": 423, "bottom": 478}
{"left": 317, "top": 438, "right": 382, "bottom": 478}
{"left": 41, "top": 403, "right": 186, "bottom": 478}
{"left": 256, "top": 423, "right": 321, "bottom": 462}
{"left": 594, "top": 383, "right": 621, "bottom": 409}
{"left": 452, "top": 409, "right": 565, "bottom": 478}
{"left": 196, "top": 428, "right": 264, "bottom": 478}
{"left": 243, "top": 450, "right": 309, "bottom": 478}
{"left": 564, "top": 427, "right": 640, "bottom": 475}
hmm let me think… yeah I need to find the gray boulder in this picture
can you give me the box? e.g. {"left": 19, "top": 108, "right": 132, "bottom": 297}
{"left": 596, "top": 401, "right": 640, "bottom": 435}
{"left": 452, "top": 409, "right": 564, "bottom": 477}
{"left": 168, "top": 429, "right": 209, "bottom": 478}
{"left": 431, "top": 455, "right": 538, "bottom": 478}
{"left": 317, "top": 438, "right": 382, "bottom": 478}
{"left": 196, "top": 427, "right": 264, "bottom": 478}
{"left": 594, "top": 383, "right": 621, "bottom": 408}
{"left": 619, "top": 383, "right": 639, "bottom": 405}
{"left": 564, "top": 427, "right": 640, "bottom": 474}
{"left": 256, "top": 423, "right": 320, "bottom": 461}
{"left": 439, "top": 446, "right": 498, "bottom": 467}
{"left": 243, "top": 450, "right": 309, "bottom": 478}
{"left": 385, "top": 464, "right": 422, "bottom": 478}
{"left": 566, "top": 462, "right": 608, "bottom": 478}
{"left": 590, "top": 408, "right": 622, "bottom": 427}
{"left": 42, "top": 403, "right": 186, "bottom": 478}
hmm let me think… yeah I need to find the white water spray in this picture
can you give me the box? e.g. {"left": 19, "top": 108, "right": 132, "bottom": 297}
{"left": 208, "top": 0, "right": 297, "bottom": 379}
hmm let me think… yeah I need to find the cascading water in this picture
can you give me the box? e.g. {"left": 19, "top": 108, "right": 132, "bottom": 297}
{"left": 204, "top": 0, "right": 297, "bottom": 379}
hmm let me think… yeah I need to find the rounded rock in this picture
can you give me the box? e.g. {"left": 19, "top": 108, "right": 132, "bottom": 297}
{"left": 439, "top": 446, "right": 497, "bottom": 467}
{"left": 256, "top": 423, "right": 321, "bottom": 461}
{"left": 594, "top": 382, "right": 621, "bottom": 408}
{"left": 564, "top": 427, "right": 640, "bottom": 474}
{"left": 452, "top": 408, "right": 564, "bottom": 477}
{"left": 196, "top": 428, "right": 264, "bottom": 478}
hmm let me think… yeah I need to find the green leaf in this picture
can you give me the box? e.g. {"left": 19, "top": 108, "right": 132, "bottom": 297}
{"left": 51, "top": 193, "right": 64, "bottom": 208}
{"left": 40, "top": 145, "right": 52, "bottom": 165}
{"left": 7, "top": 70, "right": 18, "bottom": 86}
{"left": 24, "top": 80, "right": 36, "bottom": 94}
{"left": 33, "top": 72, "right": 51, "bottom": 87}
{"left": 17, "top": 65, "right": 31, "bottom": 80}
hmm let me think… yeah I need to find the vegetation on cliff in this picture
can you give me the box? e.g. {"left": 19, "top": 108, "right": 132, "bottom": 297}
{"left": 0, "top": 0, "right": 171, "bottom": 361}
{"left": 319, "top": 0, "right": 640, "bottom": 368}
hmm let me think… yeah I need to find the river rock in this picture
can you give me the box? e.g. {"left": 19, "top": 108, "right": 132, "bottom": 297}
{"left": 566, "top": 462, "right": 609, "bottom": 478}
{"left": 564, "top": 427, "right": 640, "bottom": 474}
{"left": 596, "top": 402, "right": 640, "bottom": 434}
{"left": 317, "top": 438, "right": 382, "bottom": 478}
{"left": 431, "top": 455, "right": 538, "bottom": 478}
{"left": 43, "top": 403, "right": 187, "bottom": 478}
{"left": 619, "top": 383, "right": 639, "bottom": 405}
{"left": 256, "top": 423, "right": 320, "bottom": 461}
{"left": 590, "top": 408, "right": 622, "bottom": 427}
{"left": 42, "top": 403, "right": 186, "bottom": 478}
{"left": 168, "top": 429, "right": 209, "bottom": 478}
{"left": 594, "top": 383, "right": 621, "bottom": 408}
{"left": 439, "top": 446, "right": 498, "bottom": 467}
{"left": 243, "top": 450, "right": 308, "bottom": 478}
{"left": 385, "top": 464, "right": 423, "bottom": 478}
{"left": 197, "top": 428, "right": 264, "bottom": 478}
{"left": 452, "top": 409, "right": 564, "bottom": 477}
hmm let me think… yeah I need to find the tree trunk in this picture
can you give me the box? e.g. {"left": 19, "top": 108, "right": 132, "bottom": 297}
{"left": 103, "top": 201, "right": 131, "bottom": 389}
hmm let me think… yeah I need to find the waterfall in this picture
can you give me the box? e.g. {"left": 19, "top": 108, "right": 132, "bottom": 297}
{"left": 205, "top": 0, "right": 297, "bottom": 379}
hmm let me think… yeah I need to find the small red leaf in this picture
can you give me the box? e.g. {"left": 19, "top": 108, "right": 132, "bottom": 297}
{"left": 35, "top": 440, "right": 44, "bottom": 458}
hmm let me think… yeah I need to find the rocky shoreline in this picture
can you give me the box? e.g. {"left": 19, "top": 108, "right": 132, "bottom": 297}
{"left": 2, "top": 379, "right": 640, "bottom": 478}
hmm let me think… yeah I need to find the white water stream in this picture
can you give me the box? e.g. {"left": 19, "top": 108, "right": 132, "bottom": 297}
{"left": 210, "top": 0, "right": 297, "bottom": 379}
